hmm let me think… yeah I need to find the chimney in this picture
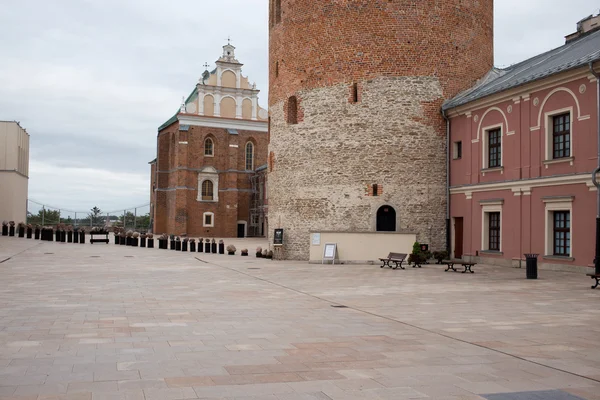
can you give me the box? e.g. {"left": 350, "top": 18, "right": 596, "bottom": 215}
{"left": 565, "top": 13, "right": 600, "bottom": 43}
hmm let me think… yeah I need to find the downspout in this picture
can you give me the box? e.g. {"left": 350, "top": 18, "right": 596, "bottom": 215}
{"left": 589, "top": 61, "right": 600, "bottom": 275}
{"left": 442, "top": 108, "right": 451, "bottom": 255}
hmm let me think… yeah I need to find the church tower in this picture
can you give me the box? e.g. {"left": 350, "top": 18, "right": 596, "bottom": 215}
{"left": 267, "top": 0, "right": 494, "bottom": 259}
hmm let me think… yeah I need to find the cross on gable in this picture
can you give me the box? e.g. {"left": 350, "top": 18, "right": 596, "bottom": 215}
{"left": 203, "top": 62, "right": 210, "bottom": 70}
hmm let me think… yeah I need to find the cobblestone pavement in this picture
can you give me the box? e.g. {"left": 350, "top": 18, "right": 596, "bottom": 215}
{"left": 0, "top": 237, "right": 599, "bottom": 400}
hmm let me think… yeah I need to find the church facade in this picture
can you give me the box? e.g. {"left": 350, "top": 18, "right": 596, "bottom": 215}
{"left": 151, "top": 44, "right": 268, "bottom": 238}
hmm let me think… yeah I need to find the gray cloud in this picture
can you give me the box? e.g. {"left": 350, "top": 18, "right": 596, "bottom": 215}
{"left": 0, "top": 0, "right": 595, "bottom": 212}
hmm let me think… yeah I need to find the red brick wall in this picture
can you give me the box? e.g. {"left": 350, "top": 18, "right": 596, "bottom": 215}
{"left": 154, "top": 121, "right": 268, "bottom": 237}
{"left": 269, "top": 0, "right": 494, "bottom": 107}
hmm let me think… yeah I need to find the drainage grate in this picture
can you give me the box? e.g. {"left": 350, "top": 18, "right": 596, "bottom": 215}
{"left": 44, "top": 253, "right": 54, "bottom": 255}
{"left": 331, "top": 305, "right": 348, "bottom": 308}
{"left": 483, "top": 390, "right": 588, "bottom": 400}
{"left": 248, "top": 268, "right": 261, "bottom": 270}
{"left": 124, "top": 256, "right": 134, "bottom": 258}
{"left": 90, "top": 256, "right": 100, "bottom": 258}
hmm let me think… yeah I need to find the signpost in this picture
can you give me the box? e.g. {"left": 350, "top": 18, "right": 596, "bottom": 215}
{"left": 322, "top": 243, "right": 337, "bottom": 264}
{"left": 274, "top": 229, "right": 284, "bottom": 246}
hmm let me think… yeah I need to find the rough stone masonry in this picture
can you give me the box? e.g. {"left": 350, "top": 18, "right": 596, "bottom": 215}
{"left": 268, "top": 0, "right": 494, "bottom": 260}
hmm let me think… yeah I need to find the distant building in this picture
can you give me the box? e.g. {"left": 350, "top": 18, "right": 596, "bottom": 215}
{"left": 0, "top": 121, "right": 30, "bottom": 223}
{"left": 443, "top": 15, "right": 600, "bottom": 271}
{"left": 151, "top": 44, "right": 268, "bottom": 238}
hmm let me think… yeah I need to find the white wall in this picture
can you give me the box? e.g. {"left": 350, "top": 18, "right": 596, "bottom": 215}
{"left": 309, "top": 231, "right": 417, "bottom": 264}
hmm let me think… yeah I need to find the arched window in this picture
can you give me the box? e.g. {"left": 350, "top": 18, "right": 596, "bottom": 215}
{"left": 245, "top": 142, "right": 254, "bottom": 171}
{"left": 376, "top": 205, "right": 396, "bottom": 232}
{"left": 201, "top": 180, "right": 214, "bottom": 201}
{"left": 287, "top": 96, "right": 298, "bottom": 124}
{"left": 204, "top": 138, "right": 214, "bottom": 156}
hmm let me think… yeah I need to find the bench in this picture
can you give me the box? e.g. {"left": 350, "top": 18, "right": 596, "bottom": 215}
{"left": 442, "top": 259, "right": 477, "bottom": 274}
{"left": 379, "top": 253, "right": 407, "bottom": 270}
{"left": 587, "top": 273, "right": 600, "bottom": 289}
{"left": 89, "top": 232, "right": 109, "bottom": 244}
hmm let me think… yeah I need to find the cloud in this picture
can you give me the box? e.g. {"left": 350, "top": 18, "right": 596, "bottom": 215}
{"left": 0, "top": 0, "right": 595, "bottom": 212}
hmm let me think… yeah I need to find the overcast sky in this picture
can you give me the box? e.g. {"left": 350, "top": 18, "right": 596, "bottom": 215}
{"left": 0, "top": 0, "right": 596, "bottom": 216}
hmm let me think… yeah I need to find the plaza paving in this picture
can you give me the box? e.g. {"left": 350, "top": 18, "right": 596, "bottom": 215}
{"left": 0, "top": 236, "right": 599, "bottom": 400}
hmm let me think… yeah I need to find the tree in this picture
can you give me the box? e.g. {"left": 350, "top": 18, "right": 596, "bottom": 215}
{"left": 89, "top": 207, "right": 102, "bottom": 226}
{"left": 27, "top": 209, "right": 61, "bottom": 225}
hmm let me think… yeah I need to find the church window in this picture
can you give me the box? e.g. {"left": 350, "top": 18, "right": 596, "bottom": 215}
{"left": 201, "top": 180, "right": 214, "bottom": 201}
{"left": 203, "top": 212, "right": 214, "bottom": 227}
{"left": 372, "top": 184, "right": 379, "bottom": 197}
{"left": 275, "top": 61, "right": 279, "bottom": 77}
{"left": 245, "top": 142, "right": 254, "bottom": 171}
{"left": 287, "top": 96, "right": 298, "bottom": 124}
{"left": 204, "top": 138, "right": 214, "bottom": 156}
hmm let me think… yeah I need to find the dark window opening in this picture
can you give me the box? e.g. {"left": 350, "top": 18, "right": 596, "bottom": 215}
{"left": 553, "top": 113, "right": 570, "bottom": 159}
{"left": 350, "top": 83, "right": 359, "bottom": 103}
{"left": 376, "top": 205, "right": 396, "bottom": 232}
{"left": 454, "top": 141, "right": 462, "bottom": 160}
{"left": 287, "top": 96, "right": 298, "bottom": 124}
{"left": 372, "top": 184, "right": 378, "bottom": 196}
{"left": 275, "top": 0, "right": 281, "bottom": 24}
{"left": 275, "top": 61, "right": 279, "bottom": 78}
{"left": 488, "top": 129, "right": 501, "bottom": 168}
{"left": 553, "top": 211, "right": 571, "bottom": 256}
{"left": 488, "top": 212, "right": 500, "bottom": 251}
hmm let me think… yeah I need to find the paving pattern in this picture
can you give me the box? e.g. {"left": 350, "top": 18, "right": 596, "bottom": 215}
{"left": 0, "top": 237, "right": 599, "bottom": 400}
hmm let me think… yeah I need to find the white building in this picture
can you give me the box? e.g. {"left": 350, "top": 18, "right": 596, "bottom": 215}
{"left": 0, "top": 121, "right": 30, "bottom": 223}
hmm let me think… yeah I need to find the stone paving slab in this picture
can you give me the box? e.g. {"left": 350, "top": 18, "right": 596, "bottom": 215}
{"left": 0, "top": 237, "right": 599, "bottom": 400}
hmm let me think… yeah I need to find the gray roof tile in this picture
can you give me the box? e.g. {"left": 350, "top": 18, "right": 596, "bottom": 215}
{"left": 443, "top": 30, "right": 600, "bottom": 111}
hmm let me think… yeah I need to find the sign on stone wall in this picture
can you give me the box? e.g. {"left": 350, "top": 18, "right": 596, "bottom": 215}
{"left": 274, "top": 229, "right": 284, "bottom": 245}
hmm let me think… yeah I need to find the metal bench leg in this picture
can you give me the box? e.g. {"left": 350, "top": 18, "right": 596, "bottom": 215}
{"left": 380, "top": 260, "right": 389, "bottom": 268}
{"left": 462, "top": 265, "right": 474, "bottom": 274}
{"left": 592, "top": 277, "right": 599, "bottom": 289}
{"left": 444, "top": 264, "right": 456, "bottom": 272}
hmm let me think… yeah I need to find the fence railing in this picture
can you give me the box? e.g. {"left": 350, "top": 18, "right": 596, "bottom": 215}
{"left": 26, "top": 199, "right": 152, "bottom": 232}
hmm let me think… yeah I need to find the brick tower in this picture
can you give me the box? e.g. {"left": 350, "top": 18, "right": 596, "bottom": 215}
{"left": 268, "top": 0, "right": 494, "bottom": 260}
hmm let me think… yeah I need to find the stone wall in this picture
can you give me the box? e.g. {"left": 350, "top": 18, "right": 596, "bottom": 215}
{"left": 268, "top": 77, "right": 448, "bottom": 259}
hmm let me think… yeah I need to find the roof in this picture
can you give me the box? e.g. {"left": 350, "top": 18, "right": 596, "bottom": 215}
{"left": 157, "top": 87, "right": 199, "bottom": 132}
{"left": 443, "top": 29, "right": 600, "bottom": 111}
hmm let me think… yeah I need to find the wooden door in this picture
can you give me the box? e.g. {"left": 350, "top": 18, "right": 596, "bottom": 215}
{"left": 454, "top": 218, "right": 464, "bottom": 259}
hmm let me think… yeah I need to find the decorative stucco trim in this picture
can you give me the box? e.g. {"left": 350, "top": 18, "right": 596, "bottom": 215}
{"left": 450, "top": 173, "right": 593, "bottom": 195}
{"left": 178, "top": 115, "right": 268, "bottom": 132}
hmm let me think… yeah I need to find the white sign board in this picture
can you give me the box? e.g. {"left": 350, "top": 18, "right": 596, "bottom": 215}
{"left": 312, "top": 233, "right": 321, "bottom": 245}
{"left": 322, "top": 243, "right": 337, "bottom": 264}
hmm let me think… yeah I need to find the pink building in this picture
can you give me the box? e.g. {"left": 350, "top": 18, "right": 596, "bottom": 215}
{"left": 443, "top": 16, "right": 600, "bottom": 271}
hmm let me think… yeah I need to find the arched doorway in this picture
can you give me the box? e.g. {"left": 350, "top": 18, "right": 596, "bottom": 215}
{"left": 376, "top": 205, "right": 396, "bottom": 232}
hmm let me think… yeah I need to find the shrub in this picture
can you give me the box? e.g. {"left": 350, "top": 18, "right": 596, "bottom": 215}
{"left": 226, "top": 244, "right": 236, "bottom": 253}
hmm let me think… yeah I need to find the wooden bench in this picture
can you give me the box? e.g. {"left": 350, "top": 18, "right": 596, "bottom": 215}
{"left": 379, "top": 253, "right": 407, "bottom": 270}
{"left": 89, "top": 232, "right": 109, "bottom": 244}
{"left": 442, "top": 259, "right": 477, "bottom": 274}
{"left": 587, "top": 273, "right": 600, "bottom": 289}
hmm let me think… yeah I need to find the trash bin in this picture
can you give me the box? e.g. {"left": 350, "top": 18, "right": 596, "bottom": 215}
{"left": 524, "top": 253, "right": 539, "bottom": 279}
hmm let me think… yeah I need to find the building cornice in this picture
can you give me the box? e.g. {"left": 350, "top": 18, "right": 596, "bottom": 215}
{"left": 450, "top": 173, "right": 596, "bottom": 197}
{"left": 177, "top": 114, "right": 268, "bottom": 132}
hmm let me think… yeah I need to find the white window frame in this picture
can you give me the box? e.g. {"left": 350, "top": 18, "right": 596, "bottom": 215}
{"left": 481, "top": 123, "right": 503, "bottom": 170}
{"left": 203, "top": 212, "right": 215, "bottom": 228}
{"left": 544, "top": 197, "right": 573, "bottom": 257}
{"left": 544, "top": 107, "right": 573, "bottom": 163}
{"left": 197, "top": 167, "right": 219, "bottom": 203}
{"left": 481, "top": 200, "right": 503, "bottom": 252}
